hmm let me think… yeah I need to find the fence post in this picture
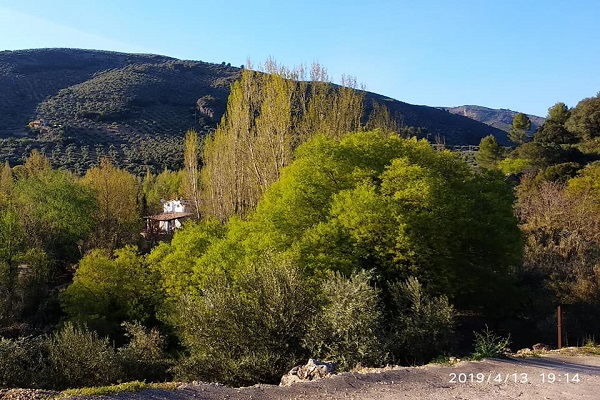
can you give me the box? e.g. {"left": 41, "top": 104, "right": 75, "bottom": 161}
{"left": 557, "top": 305, "right": 562, "bottom": 349}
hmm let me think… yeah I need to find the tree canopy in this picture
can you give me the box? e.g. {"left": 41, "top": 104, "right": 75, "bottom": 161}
{"left": 154, "top": 131, "right": 522, "bottom": 315}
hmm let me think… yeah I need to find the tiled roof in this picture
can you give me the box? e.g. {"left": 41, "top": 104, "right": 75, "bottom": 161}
{"left": 145, "top": 212, "right": 193, "bottom": 221}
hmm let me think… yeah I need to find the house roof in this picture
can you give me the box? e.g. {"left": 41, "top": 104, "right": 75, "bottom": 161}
{"left": 145, "top": 211, "right": 193, "bottom": 221}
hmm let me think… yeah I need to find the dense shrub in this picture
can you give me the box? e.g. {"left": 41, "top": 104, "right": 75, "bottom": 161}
{"left": 45, "top": 322, "right": 121, "bottom": 389}
{"left": 0, "top": 337, "right": 40, "bottom": 388}
{"left": 170, "top": 258, "right": 314, "bottom": 385}
{"left": 386, "top": 277, "right": 455, "bottom": 365}
{"left": 304, "top": 270, "right": 385, "bottom": 371}
{"left": 0, "top": 322, "right": 173, "bottom": 389}
{"left": 117, "top": 321, "right": 172, "bottom": 382}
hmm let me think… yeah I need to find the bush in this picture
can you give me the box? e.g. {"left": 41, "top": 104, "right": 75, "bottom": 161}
{"left": 386, "top": 277, "right": 455, "bottom": 365}
{"left": 0, "top": 336, "right": 48, "bottom": 388}
{"left": 45, "top": 322, "right": 121, "bottom": 389}
{"left": 117, "top": 322, "right": 172, "bottom": 382}
{"left": 471, "top": 326, "right": 511, "bottom": 360}
{"left": 170, "top": 258, "right": 314, "bottom": 385}
{"left": 303, "top": 270, "right": 385, "bottom": 371}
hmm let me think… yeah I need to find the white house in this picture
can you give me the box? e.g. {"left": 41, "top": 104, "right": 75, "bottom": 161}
{"left": 145, "top": 199, "right": 193, "bottom": 234}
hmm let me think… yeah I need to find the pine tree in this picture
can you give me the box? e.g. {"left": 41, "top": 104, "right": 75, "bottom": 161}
{"left": 508, "top": 113, "right": 531, "bottom": 145}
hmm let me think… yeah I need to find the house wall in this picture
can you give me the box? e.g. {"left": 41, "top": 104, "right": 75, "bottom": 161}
{"left": 163, "top": 200, "right": 185, "bottom": 213}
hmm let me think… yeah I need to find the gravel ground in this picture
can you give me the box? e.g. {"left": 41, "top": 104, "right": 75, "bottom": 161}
{"left": 3, "top": 354, "right": 600, "bottom": 400}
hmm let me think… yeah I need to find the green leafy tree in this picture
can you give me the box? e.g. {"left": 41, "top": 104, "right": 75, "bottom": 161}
{"left": 534, "top": 102, "right": 577, "bottom": 145}
{"left": 200, "top": 60, "right": 366, "bottom": 221}
{"left": 81, "top": 158, "right": 141, "bottom": 251}
{"left": 147, "top": 219, "right": 226, "bottom": 304}
{"left": 509, "top": 113, "right": 531, "bottom": 145}
{"left": 565, "top": 93, "right": 600, "bottom": 141}
{"left": 142, "top": 167, "right": 182, "bottom": 215}
{"left": 476, "top": 135, "right": 503, "bottom": 169}
{"left": 534, "top": 122, "right": 577, "bottom": 144}
{"left": 192, "top": 131, "right": 522, "bottom": 315}
{"left": 13, "top": 164, "right": 96, "bottom": 263}
{"left": 61, "top": 246, "right": 159, "bottom": 336}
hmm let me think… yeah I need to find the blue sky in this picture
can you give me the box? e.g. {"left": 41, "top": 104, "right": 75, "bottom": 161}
{"left": 0, "top": 0, "right": 598, "bottom": 117}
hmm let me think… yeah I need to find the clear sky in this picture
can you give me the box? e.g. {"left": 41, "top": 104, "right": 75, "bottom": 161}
{"left": 0, "top": 0, "right": 598, "bottom": 117}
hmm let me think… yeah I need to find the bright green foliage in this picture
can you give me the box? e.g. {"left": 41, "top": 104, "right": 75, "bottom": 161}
{"left": 147, "top": 219, "right": 226, "bottom": 303}
{"left": 61, "top": 246, "right": 159, "bottom": 336}
{"left": 182, "top": 130, "right": 201, "bottom": 219}
{"left": 142, "top": 167, "right": 182, "bottom": 214}
{"left": 200, "top": 60, "right": 366, "bottom": 221}
{"left": 497, "top": 158, "right": 532, "bottom": 175}
{"left": 476, "top": 135, "right": 503, "bottom": 169}
{"left": 567, "top": 162, "right": 600, "bottom": 203}
{"left": 565, "top": 94, "right": 600, "bottom": 141}
{"left": 386, "top": 277, "right": 455, "bottom": 364}
{"left": 245, "top": 131, "right": 521, "bottom": 312}
{"left": 508, "top": 113, "right": 531, "bottom": 145}
{"left": 81, "top": 158, "right": 142, "bottom": 251}
{"left": 178, "top": 131, "right": 521, "bottom": 314}
{"left": 12, "top": 166, "right": 96, "bottom": 262}
{"left": 304, "top": 270, "right": 385, "bottom": 371}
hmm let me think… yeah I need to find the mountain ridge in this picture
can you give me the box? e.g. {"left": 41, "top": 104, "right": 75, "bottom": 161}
{"left": 0, "top": 48, "right": 519, "bottom": 173}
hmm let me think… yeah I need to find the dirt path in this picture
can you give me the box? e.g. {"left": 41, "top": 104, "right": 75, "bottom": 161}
{"left": 4, "top": 355, "right": 599, "bottom": 399}
{"left": 58, "top": 354, "right": 600, "bottom": 400}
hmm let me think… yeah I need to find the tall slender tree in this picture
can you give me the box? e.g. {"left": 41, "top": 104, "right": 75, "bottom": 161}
{"left": 81, "top": 158, "right": 140, "bottom": 251}
{"left": 182, "top": 130, "right": 201, "bottom": 220}
{"left": 200, "top": 60, "right": 366, "bottom": 221}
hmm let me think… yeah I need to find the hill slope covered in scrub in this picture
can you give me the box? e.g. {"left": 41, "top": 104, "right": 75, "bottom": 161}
{"left": 0, "top": 48, "right": 511, "bottom": 173}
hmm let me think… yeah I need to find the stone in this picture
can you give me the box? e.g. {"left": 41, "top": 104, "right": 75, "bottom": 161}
{"left": 280, "top": 359, "right": 337, "bottom": 386}
{"left": 532, "top": 343, "right": 551, "bottom": 352}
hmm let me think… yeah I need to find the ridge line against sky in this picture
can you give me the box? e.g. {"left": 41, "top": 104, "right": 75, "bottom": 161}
{"left": 0, "top": 0, "right": 598, "bottom": 117}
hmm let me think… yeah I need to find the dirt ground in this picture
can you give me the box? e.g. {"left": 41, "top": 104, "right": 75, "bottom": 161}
{"left": 53, "top": 353, "right": 600, "bottom": 400}
{"left": 3, "top": 354, "right": 600, "bottom": 399}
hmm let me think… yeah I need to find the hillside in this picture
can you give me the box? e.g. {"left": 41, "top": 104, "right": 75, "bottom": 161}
{"left": 0, "top": 48, "right": 510, "bottom": 174}
{"left": 441, "top": 105, "right": 545, "bottom": 135}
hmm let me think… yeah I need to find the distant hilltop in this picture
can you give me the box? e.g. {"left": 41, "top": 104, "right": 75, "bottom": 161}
{"left": 441, "top": 105, "right": 545, "bottom": 135}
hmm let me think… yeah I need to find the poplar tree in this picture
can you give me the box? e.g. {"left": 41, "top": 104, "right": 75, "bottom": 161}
{"left": 81, "top": 158, "right": 140, "bottom": 251}
{"left": 200, "top": 60, "right": 366, "bottom": 221}
{"left": 182, "top": 130, "right": 201, "bottom": 220}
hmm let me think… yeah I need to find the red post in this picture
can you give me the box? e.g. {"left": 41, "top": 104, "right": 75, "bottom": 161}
{"left": 557, "top": 305, "right": 562, "bottom": 349}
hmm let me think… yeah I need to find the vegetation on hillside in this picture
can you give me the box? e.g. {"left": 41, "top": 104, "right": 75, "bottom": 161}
{"left": 0, "top": 49, "right": 508, "bottom": 175}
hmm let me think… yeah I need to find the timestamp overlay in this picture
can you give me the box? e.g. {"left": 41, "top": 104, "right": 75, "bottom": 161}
{"left": 449, "top": 371, "right": 581, "bottom": 384}
{"left": 445, "top": 354, "right": 600, "bottom": 390}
